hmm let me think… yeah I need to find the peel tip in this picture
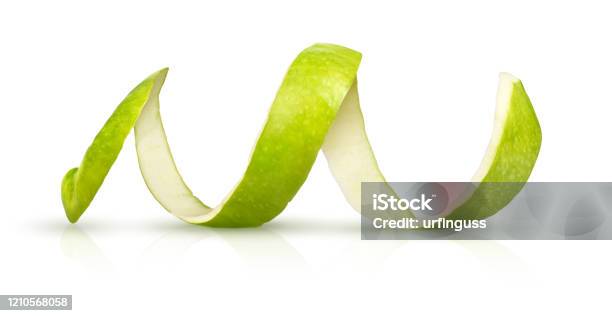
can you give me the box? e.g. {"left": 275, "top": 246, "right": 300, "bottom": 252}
{"left": 499, "top": 72, "right": 521, "bottom": 84}
{"left": 157, "top": 67, "right": 169, "bottom": 80}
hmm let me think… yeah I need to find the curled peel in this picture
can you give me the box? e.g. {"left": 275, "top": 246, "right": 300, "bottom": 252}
{"left": 61, "top": 43, "right": 541, "bottom": 227}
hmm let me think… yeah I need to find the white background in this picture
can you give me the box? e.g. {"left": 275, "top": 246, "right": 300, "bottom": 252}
{"left": 1, "top": 0, "right": 611, "bottom": 314}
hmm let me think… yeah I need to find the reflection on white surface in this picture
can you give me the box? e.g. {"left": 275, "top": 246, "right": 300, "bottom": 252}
{"left": 60, "top": 226, "right": 114, "bottom": 273}
{"left": 9, "top": 215, "right": 543, "bottom": 316}
{"left": 51, "top": 216, "right": 522, "bottom": 274}
{"left": 141, "top": 223, "right": 308, "bottom": 270}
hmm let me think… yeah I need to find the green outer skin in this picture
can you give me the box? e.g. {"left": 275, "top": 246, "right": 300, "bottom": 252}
{"left": 447, "top": 80, "right": 542, "bottom": 220}
{"left": 205, "top": 44, "right": 361, "bottom": 226}
{"left": 61, "top": 43, "right": 541, "bottom": 227}
{"left": 62, "top": 71, "right": 163, "bottom": 223}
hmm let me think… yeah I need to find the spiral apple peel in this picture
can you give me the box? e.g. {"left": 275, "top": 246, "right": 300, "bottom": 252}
{"left": 61, "top": 43, "right": 541, "bottom": 227}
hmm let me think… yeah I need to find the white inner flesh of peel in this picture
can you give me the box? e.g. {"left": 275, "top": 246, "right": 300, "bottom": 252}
{"left": 133, "top": 73, "right": 520, "bottom": 223}
{"left": 471, "top": 72, "right": 518, "bottom": 181}
{"left": 322, "top": 82, "right": 389, "bottom": 211}
{"left": 134, "top": 76, "right": 221, "bottom": 223}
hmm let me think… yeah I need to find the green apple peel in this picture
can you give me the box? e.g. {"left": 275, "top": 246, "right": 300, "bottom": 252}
{"left": 61, "top": 43, "right": 541, "bottom": 227}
